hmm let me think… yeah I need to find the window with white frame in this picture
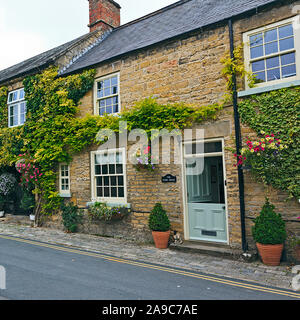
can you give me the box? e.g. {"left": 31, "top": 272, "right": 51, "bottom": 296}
{"left": 7, "top": 88, "right": 27, "bottom": 127}
{"left": 91, "top": 149, "right": 126, "bottom": 202}
{"left": 243, "top": 16, "right": 300, "bottom": 88}
{"left": 59, "top": 164, "right": 70, "bottom": 195}
{"left": 95, "top": 73, "right": 120, "bottom": 115}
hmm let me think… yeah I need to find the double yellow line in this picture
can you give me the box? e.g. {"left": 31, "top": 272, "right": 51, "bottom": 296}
{"left": 0, "top": 234, "right": 299, "bottom": 299}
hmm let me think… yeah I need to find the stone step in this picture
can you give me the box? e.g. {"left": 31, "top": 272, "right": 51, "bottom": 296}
{"left": 169, "top": 240, "right": 241, "bottom": 260}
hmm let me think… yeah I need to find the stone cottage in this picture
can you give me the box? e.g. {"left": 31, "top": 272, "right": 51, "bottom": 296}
{"left": 0, "top": 0, "right": 299, "bottom": 259}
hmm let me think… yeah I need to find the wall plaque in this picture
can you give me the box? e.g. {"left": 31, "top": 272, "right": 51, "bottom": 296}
{"left": 162, "top": 174, "right": 177, "bottom": 183}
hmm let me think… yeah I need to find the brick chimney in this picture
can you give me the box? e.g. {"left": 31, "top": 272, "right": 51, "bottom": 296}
{"left": 88, "top": 0, "right": 121, "bottom": 32}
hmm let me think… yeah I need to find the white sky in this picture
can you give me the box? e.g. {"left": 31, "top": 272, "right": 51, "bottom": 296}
{"left": 0, "top": 0, "right": 178, "bottom": 71}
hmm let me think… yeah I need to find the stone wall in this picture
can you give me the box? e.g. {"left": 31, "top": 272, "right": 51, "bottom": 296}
{"left": 67, "top": 0, "right": 300, "bottom": 255}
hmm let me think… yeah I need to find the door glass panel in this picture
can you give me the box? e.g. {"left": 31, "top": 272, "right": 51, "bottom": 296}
{"left": 186, "top": 156, "right": 224, "bottom": 204}
{"left": 185, "top": 141, "right": 222, "bottom": 155}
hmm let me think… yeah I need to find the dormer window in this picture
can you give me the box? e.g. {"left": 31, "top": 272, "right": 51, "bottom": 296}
{"left": 7, "top": 88, "right": 27, "bottom": 128}
{"left": 94, "top": 73, "right": 120, "bottom": 116}
{"left": 243, "top": 16, "right": 300, "bottom": 89}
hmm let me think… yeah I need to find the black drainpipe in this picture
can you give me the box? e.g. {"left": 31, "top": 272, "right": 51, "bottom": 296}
{"left": 228, "top": 19, "right": 248, "bottom": 252}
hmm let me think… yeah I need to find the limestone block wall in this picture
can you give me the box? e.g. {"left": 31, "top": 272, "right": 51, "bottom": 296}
{"left": 67, "top": 1, "right": 300, "bottom": 253}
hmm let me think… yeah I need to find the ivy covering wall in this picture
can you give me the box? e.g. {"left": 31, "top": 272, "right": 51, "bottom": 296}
{"left": 238, "top": 87, "right": 300, "bottom": 199}
{"left": 0, "top": 67, "right": 222, "bottom": 220}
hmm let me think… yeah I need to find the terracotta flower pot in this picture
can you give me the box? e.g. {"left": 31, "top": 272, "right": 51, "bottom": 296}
{"left": 256, "top": 243, "right": 284, "bottom": 266}
{"left": 152, "top": 230, "right": 170, "bottom": 249}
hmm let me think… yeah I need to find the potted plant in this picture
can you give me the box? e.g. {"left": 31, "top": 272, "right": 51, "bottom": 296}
{"left": 20, "top": 191, "right": 35, "bottom": 220}
{"left": 148, "top": 203, "right": 171, "bottom": 249}
{"left": 0, "top": 195, "right": 5, "bottom": 217}
{"left": 252, "top": 198, "right": 286, "bottom": 266}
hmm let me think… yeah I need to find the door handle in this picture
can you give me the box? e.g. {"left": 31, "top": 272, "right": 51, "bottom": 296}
{"left": 222, "top": 206, "right": 226, "bottom": 210}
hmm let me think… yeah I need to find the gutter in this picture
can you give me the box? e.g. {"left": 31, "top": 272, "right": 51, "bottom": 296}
{"left": 228, "top": 19, "right": 248, "bottom": 253}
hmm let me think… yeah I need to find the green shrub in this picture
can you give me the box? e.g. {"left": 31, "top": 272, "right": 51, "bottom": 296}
{"left": 88, "top": 202, "right": 129, "bottom": 221}
{"left": 61, "top": 202, "right": 83, "bottom": 233}
{"left": 148, "top": 203, "right": 170, "bottom": 232}
{"left": 20, "top": 191, "right": 35, "bottom": 214}
{"left": 0, "top": 194, "right": 5, "bottom": 211}
{"left": 252, "top": 198, "right": 286, "bottom": 245}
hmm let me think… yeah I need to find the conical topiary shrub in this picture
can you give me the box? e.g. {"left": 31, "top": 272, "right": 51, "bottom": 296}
{"left": 149, "top": 203, "right": 171, "bottom": 249}
{"left": 252, "top": 198, "right": 286, "bottom": 266}
{"left": 149, "top": 203, "right": 170, "bottom": 232}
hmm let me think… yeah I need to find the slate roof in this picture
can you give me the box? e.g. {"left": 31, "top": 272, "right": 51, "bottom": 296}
{"left": 0, "top": 32, "right": 99, "bottom": 84}
{"left": 0, "top": 0, "right": 280, "bottom": 83}
{"left": 62, "top": 0, "right": 280, "bottom": 75}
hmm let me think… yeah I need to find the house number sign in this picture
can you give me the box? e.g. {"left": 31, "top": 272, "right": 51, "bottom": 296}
{"left": 162, "top": 174, "right": 177, "bottom": 183}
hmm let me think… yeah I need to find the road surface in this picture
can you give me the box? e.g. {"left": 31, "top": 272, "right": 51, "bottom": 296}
{"left": 0, "top": 234, "right": 299, "bottom": 300}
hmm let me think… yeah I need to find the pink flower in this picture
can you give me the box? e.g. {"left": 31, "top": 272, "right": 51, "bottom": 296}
{"left": 297, "top": 217, "right": 300, "bottom": 220}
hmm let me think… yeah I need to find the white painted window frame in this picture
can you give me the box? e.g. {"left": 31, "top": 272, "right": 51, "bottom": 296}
{"left": 243, "top": 15, "right": 300, "bottom": 89}
{"left": 59, "top": 163, "right": 71, "bottom": 197}
{"left": 93, "top": 72, "right": 121, "bottom": 116}
{"left": 7, "top": 88, "right": 27, "bottom": 128}
{"left": 90, "top": 148, "right": 127, "bottom": 204}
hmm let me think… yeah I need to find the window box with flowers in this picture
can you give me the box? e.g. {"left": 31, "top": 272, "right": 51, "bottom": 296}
{"left": 87, "top": 202, "right": 131, "bottom": 222}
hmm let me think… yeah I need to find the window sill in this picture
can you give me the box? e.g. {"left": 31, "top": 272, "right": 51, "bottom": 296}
{"left": 8, "top": 124, "right": 25, "bottom": 129}
{"left": 238, "top": 80, "right": 300, "bottom": 98}
{"left": 60, "top": 193, "right": 72, "bottom": 198}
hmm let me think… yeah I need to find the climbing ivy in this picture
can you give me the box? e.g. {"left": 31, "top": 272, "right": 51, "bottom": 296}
{"left": 121, "top": 98, "right": 222, "bottom": 135}
{"left": 220, "top": 44, "right": 300, "bottom": 200}
{"left": 220, "top": 44, "right": 256, "bottom": 100}
{"left": 238, "top": 87, "right": 300, "bottom": 199}
{"left": 0, "top": 67, "right": 223, "bottom": 223}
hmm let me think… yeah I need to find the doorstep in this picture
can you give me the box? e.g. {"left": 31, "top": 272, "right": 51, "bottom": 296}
{"left": 169, "top": 240, "right": 241, "bottom": 260}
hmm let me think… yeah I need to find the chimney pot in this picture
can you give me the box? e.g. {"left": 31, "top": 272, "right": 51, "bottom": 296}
{"left": 88, "top": 0, "right": 121, "bottom": 32}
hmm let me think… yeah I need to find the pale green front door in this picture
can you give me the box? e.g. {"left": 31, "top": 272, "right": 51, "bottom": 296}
{"left": 185, "top": 141, "right": 227, "bottom": 243}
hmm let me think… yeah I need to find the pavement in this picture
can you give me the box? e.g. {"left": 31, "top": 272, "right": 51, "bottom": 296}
{"left": 0, "top": 221, "right": 297, "bottom": 292}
